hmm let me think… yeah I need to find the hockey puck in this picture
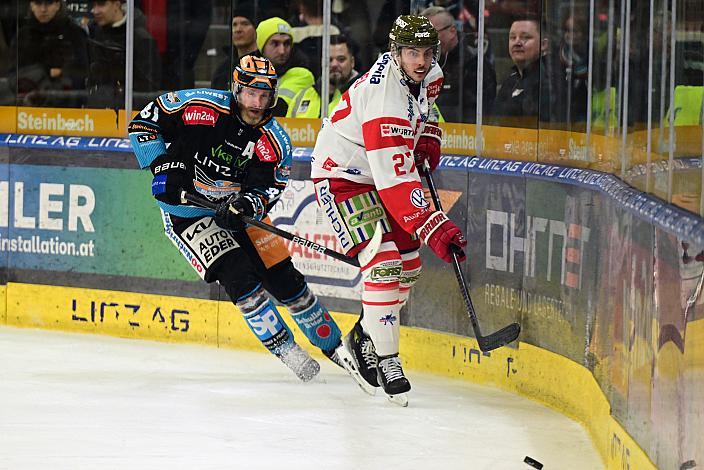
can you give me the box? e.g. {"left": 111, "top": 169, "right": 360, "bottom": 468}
{"left": 524, "top": 456, "right": 544, "bottom": 469}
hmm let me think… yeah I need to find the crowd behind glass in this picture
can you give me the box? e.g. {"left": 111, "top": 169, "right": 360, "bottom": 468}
{"left": 0, "top": 0, "right": 702, "bottom": 210}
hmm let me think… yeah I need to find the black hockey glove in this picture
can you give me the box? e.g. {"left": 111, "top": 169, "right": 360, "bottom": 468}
{"left": 150, "top": 155, "right": 189, "bottom": 205}
{"left": 214, "top": 193, "right": 259, "bottom": 232}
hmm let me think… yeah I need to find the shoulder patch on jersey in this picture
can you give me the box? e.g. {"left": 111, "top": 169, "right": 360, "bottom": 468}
{"left": 262, "top": 118, "right": 292, "bottom": 151}
{"left": 158, "top": 88, "right": 232, "bottom": 113}
{"left": 427, "top": 77, "right": 443, "bottom": 99}
{"left": 255, "top": 135, "right": 278, "bottom": 162}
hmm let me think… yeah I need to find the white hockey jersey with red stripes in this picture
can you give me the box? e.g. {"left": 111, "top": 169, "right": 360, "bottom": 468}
{"left": 311, "top": 52, "right": 444, "bottom": 234}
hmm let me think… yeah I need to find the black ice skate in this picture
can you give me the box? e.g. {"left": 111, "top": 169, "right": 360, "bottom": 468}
{"left": 278, "top": 342, "right": 320, "bottom": 382}
{"left": 347, "top": 320, "right": 380, "bottom": 387}
{"left": 333, "top": 323, "right": 379, "bottom": 396}
{"left": 377, "top": 354, "right": 410, "bottom": 407}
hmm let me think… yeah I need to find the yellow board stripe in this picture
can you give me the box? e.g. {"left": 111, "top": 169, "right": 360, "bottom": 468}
{"left": 1, "top": 282, "right": 659, "bottom": 469}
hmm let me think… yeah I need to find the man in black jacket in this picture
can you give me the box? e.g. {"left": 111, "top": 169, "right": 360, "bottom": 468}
{"left": 490, "top": 16, "right": 558, "bottom": 128}
{"left": 210, "top": 5, "right": 259, "bottom": 91}
{"left": 8, "top": 0, "right": 89, "bottom": 107}
{"left": 87, "top": 0, "right": 160, "bottom": 109}
{"left": 422, "top": 5, "right": 496, "bottom": 124}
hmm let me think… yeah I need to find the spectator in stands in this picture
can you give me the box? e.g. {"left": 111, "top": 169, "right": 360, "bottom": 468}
{"left": 7, "top": 0, "right": 89, "bottom": 107}
{"left": 372, "top": 0, "right": 409, "bottom": 54}
{"left": 328, "top": 0, "right": 373, "bottom": 72}
{"left": 287, "top": 34, "right": 359, "bottom": 118}
{"left": 427, "top": 0, "right": 478, "bottom": 33}
{"left": 138, "top": 0, "right": 212, "bottom": 90}
{"left": 0, "top": 2, "right": 19, "bottom": 49}
{"left": 422, "top": 5, "right": 496, "bottom": 123}
{"left": 490, "top": 15, "right": 557, "bottom": 127}
{"left": 0, "top": 3, "right": 14, "bottom": 104}
{"left": 291, "top": 0, "right": 341, "bottom": 78}
{"left": 211, "top": 5, "right": 259, "bottom": 90}
{"left": 554, "top": 11, "right": 588, "bottom": 126}
{"left": 86, "top": 0, "right": 161, "bottom": 109}
{"left": 256, "top": 16, "right": 314, "bottom": 116}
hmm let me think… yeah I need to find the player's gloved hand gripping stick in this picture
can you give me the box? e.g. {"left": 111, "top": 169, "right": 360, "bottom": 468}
{"left": 181, "top": 191, "right": 382, "bottom": 268}
{"left": 422, "top": 166, "right": 521, "bottom": 352}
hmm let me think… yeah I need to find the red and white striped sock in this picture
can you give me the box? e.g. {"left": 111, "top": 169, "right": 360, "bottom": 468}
{"left": 359, "top": 241, "right": 402, "bottom": 357}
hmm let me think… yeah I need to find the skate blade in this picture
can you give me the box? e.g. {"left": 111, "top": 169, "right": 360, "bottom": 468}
{"left": 349, "top": 369, "right": 378, "bottom": 396}
{"left": 386, "top": 393, "right": 408, "bottom": 407}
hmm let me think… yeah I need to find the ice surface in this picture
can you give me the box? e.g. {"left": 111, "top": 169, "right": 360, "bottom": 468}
{"left": 0, "top": 327, "right": 603, "bottom": 470}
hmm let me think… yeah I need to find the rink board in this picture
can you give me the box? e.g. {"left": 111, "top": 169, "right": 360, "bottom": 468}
{"left": 3, "top": 281, "right": 667, "bottom": 470}
{"left": 2, "top": 134, "right": 703, "bottom": 468}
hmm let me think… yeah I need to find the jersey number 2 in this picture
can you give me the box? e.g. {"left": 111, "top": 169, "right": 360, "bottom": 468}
{"left": 392, "top": 151, "right": 415, "bottom": 176}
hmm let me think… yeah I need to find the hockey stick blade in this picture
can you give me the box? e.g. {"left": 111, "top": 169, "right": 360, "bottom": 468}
{"left": 356, "top": 220, "right": 383, "bottom": 268}
{"left": 477, "top": 322, "right": 521, "bottom": 352}
{"left": 423, "top": 171, "right": 521, "bottom": 352}
{"left": 180, "top": 191, "right": 361, "bottom": 266}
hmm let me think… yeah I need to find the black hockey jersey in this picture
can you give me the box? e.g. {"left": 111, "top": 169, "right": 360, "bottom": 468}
{"left": 128, "top": 88, "right": 292, "bottom": 219}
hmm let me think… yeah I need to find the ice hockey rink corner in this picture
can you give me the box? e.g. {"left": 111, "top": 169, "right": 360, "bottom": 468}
{"left": 1, "top": 281, "right": 671, "bottom": 469}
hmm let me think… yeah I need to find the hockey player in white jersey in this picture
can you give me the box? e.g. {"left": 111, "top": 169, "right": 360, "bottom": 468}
{"left": 311, "top": 15, "right": 467, "bottom": 404}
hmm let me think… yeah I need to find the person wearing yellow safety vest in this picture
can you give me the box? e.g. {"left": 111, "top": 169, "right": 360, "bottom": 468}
{"left": 256, "top": 16, "right": 314, "bottom": 117}
{"left": 287, "top": 34, "right": 359, "bottom": 118}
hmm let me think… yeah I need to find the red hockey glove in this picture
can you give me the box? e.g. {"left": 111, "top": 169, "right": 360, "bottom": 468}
{"left": 416, "top": 211, "right": 467, "bottom": 263}
{"left": 414, "top": 135, "right": 441, "bottom": 176}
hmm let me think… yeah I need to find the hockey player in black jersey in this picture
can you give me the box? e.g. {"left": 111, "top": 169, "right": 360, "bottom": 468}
{"left": 128, "top": 55, "right": 347, "bottom": 382}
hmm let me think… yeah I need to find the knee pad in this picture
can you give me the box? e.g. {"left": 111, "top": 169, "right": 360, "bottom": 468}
{"left": 400, "top": 250, "right": 422, "bottom": 290}
{"left": 282, "top": 287, "right": 341, "bottom": 352}
{"left": 213, "top": 260, "right": 260, "bottom": 302}
{"left": 236, "top": 284, "right": 293, "bottom": 356}
{"left": 362, "top": 241, "right": 402, "bottom": 285}
{"left": 361, "top": 241, "right": 402, "bottom": 312}
{"left": 398, "top": 250, "right": 421, "bottom": 307}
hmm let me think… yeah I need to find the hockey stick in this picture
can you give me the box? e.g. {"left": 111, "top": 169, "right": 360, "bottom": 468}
{"left": 180, "top": 191, "right": 383, "bottom": 268}
{"left": 422, "top": 169, "right": 521, "bottom": 352}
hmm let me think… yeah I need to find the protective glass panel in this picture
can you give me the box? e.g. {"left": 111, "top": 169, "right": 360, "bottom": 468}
{"left": 0, "top": 2, "right": 17, "bottom": 108}
{"left": 663, "top": 0, "right": 703, "bottom": 213}
{"left": 83, "top": 0, "right": 132, "bottom": 110}
{"left": 6, "top": 0, "right": 89, "bottom": 108}
{"left": 129, "top": 0, "right": 213, "bottom": 110}
{"left": 478, "top": 1, "right": 538, "bottom": 140}
{"left": 263, "top": 0, "right": 377, "bottom": 119}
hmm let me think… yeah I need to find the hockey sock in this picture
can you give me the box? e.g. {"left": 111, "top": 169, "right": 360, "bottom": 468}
{"left": 236, "top": 284, "right": 294, "bottom": 356}
{"left": 283, "top": 286, "right": 342, "bottom": 352}
{"left": 359, "top": 241, "right": 402, "bottom": 357}
{"left": 399, "top": 250, "right": 421, "bottom": 308}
